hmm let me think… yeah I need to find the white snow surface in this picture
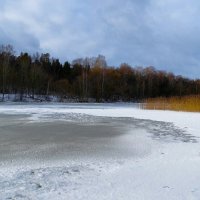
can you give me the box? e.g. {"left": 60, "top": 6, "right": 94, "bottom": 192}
{"left": 0, "top": 103, "right": 200, "bottom": 200}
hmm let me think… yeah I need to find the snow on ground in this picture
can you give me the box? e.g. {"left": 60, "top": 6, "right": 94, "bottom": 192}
{"left": 0, "top": 103, "right": 200, "bottom": 200}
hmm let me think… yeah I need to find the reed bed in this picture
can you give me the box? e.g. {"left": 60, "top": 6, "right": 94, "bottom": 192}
{"left": 143, "top": 95, "right": 200, "bottom": 112}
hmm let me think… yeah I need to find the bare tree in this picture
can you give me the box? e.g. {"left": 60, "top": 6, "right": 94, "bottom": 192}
{"left": 0, "top": 45, "right": 14, "bottom": 100}
{"left": 94, "top": 55, "right": 107, "bottom": 101}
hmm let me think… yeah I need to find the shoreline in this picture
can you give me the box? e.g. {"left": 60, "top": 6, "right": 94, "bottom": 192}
{"left": 0, "top": 93, "right": 141, "bottom": 103}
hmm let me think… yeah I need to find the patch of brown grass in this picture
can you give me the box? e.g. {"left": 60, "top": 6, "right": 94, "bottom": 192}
{"left": 143, "top": 95, "right": 200, "bottom": 112}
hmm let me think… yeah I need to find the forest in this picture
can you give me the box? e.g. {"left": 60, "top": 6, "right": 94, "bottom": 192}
{"left": 0, "top": 45, "right": 200, "bottom": 102}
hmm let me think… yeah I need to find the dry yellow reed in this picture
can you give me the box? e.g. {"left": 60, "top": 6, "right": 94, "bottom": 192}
{"left": 143, "top": 95, "right": 200, "bottom": 112}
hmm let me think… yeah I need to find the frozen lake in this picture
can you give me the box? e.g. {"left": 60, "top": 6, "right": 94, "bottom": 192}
{"left": 0, "top": 103, "right": 200, "bottom": 200}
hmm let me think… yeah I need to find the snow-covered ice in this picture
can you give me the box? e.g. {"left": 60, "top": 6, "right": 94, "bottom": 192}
{"left": 0, "top": 103, "right": 200, "bottom": 200}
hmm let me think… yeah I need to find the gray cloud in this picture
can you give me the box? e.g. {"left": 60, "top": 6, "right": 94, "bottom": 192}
{"left": 0, "top": 0, "right": 200, "bottom": 78}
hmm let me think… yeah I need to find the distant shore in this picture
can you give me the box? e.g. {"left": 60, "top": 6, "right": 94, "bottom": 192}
{"left": 0, "top": 93, "right": 140, "bottom": 103}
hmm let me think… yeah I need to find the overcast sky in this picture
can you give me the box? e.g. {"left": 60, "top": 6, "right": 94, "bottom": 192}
{"left": 0, "top": 0, "right": 200, "bottom": 78}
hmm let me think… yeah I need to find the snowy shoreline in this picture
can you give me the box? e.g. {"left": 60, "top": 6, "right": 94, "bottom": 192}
{"left": 0, "top": 93, "right": 140, "bottom": 103}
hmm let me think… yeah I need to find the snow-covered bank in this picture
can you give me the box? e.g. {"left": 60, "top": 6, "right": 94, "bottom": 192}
{"left": 0, "top": 103, "right": 200, "bottom": 200}
{"left": 0, "top": 93, "right": 66, "bottom": 102}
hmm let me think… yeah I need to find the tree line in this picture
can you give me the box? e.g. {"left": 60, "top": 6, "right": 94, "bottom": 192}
{"left": 0, "top": 45, "right": 200, "bottom": 102}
